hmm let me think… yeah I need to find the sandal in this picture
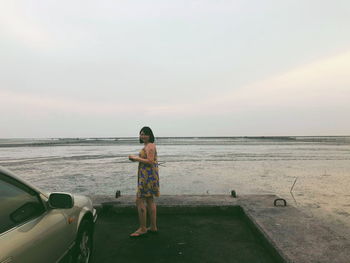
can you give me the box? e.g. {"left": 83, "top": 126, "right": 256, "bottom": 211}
{"left": 130, "top": 230, "right": 148, "bottom": 238}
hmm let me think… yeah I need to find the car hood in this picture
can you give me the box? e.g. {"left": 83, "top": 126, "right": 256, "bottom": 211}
{"left": 72, "top": 194, "right": 93, "bottom": 208}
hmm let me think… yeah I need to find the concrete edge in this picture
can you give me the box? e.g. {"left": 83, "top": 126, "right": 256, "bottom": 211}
{"left": 241, "top": 207, "right": 291, "bottom": 263}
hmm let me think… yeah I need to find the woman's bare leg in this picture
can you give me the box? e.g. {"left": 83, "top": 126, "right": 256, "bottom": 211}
{"left": 130, "top": 198, "right": 147, "bottom": 236}
{"left": 146, "top": 197, "right": 157, "bottom": 231}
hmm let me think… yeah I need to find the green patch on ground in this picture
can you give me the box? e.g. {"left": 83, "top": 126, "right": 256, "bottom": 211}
{"left": 92, "top": 211, "right": 284, "bottom": 263}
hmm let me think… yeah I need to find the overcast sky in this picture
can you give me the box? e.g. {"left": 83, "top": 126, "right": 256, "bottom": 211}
{"left": 1, "top": 0, "right": 349, "bottom": 138}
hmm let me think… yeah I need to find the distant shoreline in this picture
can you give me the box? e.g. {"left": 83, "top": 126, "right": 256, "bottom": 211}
{"left": 0, "top": 136, "right": 349, "bottom": 148}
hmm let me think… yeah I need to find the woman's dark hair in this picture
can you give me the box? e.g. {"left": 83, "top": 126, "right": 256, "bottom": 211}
{"left": 139, "top": 126, "right": 155, "bottom": 143}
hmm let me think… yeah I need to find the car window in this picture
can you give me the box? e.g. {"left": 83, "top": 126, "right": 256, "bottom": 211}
{"left": 0, "top": 174, "right": 46, "bottom": 234}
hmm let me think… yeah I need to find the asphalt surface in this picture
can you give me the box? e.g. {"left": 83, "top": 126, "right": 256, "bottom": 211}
{"left": 91, "top": 212, "right": 282, "bottom": 263}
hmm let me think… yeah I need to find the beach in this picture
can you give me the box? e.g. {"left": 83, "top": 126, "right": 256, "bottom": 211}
{"left": 0, "top": 136, "right": 349, "bottom": 240}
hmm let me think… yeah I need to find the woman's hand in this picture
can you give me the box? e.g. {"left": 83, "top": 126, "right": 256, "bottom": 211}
{"left": 129, "top": 155, "right": 138, "bottom": 162}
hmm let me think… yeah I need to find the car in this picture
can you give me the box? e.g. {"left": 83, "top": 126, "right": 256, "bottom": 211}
{"left": 0, "top": 166, "right": 97, "bottom": 263}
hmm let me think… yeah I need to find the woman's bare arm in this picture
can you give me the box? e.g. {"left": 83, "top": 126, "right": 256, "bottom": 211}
{"left": 129, "top": 144, "right": 156, "bottom": 165}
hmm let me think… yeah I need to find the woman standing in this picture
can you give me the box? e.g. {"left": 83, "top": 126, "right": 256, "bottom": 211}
{"left": 128, "top": 126, "right": 159, "bottom": 237}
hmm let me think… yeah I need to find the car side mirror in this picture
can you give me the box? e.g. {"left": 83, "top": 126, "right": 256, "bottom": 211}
{"left": 49, "top": 193, "right": 74, "bottom": 209}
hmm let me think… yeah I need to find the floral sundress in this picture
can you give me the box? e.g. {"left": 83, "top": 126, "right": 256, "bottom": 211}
{"left": 137, "top": 148, "right": 160, "bottom": 198}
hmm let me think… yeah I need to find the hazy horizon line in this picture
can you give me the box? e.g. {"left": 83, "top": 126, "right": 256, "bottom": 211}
{"left": 1, "top": 135, "right": 350, "bottom": 140}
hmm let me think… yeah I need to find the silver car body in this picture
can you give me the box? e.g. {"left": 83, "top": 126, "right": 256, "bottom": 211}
{"left": 0, "top": 166, "right": 97, "bottom": 263}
